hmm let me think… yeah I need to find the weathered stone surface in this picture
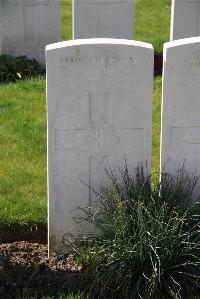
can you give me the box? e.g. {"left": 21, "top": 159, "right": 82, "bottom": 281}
{"left": 73, "top": 0, "right": 134, "bottom": 39}
{"left": 46, "top": 39, "right": 153, "bottom": 252}
{"left": 0, "top": 0, "right": 60, "bottom": 65}
{"left": 171, "top": 0, "right": 200, "bottom": 40}
{"left": 161, "top": 37, "right": 200, "bottom": 177}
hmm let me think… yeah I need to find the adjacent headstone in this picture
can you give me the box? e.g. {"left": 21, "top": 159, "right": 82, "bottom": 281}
{"left": 161, "top": 37, "right": 200, "bottom": 176}
{"left": 0, "top": 0, "right": 60, "bottom": 65}
{"left": 73, "top": 0, "right": 134, "bottom": 39}
{"left": 46, "top": 38, "right": 153, "bottom": 252}
{"left": 170, "top": 0, "right": 200, "bottom": 40}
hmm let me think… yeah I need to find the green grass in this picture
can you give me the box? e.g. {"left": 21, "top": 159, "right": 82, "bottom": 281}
{"left": 61, "top": 0, "right": 171, "bottom": 53}
{"left": 152, "top": 77, "right": 162, "bottom": 172}
{"left": 0, "top": 78, "right": 47, "bottom": 229}
{"left": 0, "top": 1, "right": 167, "bottom": 228}
{"left": 61, "top": 0, "right": 72, "bottom": 40}
{"left": 135, "top": 0, "right": 171, "bottom": 53}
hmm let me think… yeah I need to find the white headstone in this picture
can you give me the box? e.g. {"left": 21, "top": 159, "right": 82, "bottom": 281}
{"left": 73, "top": 0, "right": 134, "bottom": 39}
{"left": 171, "top": 0, "right": 200, "bottom": 40}
{"left": 0, "top": 0, "right": 60, "bottom": 65}
{"left": 161, "top": 37, "right": 200, "bottom": 177}
{"left": 46, "top": 39, "right": 153, "bottom": 252}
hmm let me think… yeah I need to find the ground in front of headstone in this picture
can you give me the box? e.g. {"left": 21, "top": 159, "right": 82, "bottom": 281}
{"left": 0, "top": 242, "right": 85, "bottom": 298}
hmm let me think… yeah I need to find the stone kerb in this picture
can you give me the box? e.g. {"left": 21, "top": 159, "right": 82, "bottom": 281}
{"left": 46, "top": 38, "right": 154, "bottom": 253}
{"left": 160, "top": 37, "right": 200, "bottom": 178}
{"left": 171, "top": 0, "right": 200, "bottom": 40}
{"left": 0, "top": 0, "right": 60, "bottom": 65}
{"left": 73, "top": 0, "right": 134, "bottom": 39}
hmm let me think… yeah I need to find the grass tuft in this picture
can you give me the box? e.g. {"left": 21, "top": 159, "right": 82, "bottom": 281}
{"left": 72, "top": 164, "right": 200, "bottom": 299}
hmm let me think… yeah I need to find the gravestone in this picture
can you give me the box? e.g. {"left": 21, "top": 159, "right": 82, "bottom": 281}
{"left": 161, "top": 37, "right": 200, "bottom": 177}
{"left": 0, "top": 0, "right": 60, "bottom": 65}
{"left": 171, "top": 0, "right": 200, "bottom": 40}
{"left": 46, "top": 38, "right": 153, "bottom": 253}
{"left": 73, "top": 0, "right": 134, "bottom": 39}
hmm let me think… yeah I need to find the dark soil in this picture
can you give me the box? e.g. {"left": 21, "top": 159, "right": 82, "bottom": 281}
{"left": 0, "top": 225, "right": 47, "bottom": 244}
{"left": 154, "top": 53, "right": 163, "bottom": 76}
{"left": 0, "top": 241, "right": 86, "bottom": 299}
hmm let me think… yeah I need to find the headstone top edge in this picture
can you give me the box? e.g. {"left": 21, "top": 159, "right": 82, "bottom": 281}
{"left": 164, "top": 36, "right": 200, "bottom": 51}
{"left": 46, "top": 39, "right": 153, "bottom": 52}
{"left": 174, "top": 0, "right": 200, "bottom": 3}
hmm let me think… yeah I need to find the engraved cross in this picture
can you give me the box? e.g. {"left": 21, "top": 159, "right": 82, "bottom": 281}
{"left": 56, "top": 92, "right": 120, "bottom": 153}
{"left": 55, "top": 91, "right": 145, "bottom": 203}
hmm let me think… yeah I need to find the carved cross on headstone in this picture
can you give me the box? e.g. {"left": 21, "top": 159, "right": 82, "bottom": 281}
{"left": 55, "top": 91, "right": 144, "bottom": 203}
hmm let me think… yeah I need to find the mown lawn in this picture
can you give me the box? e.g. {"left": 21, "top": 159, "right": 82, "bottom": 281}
{"left": 135, "top": 0, "right": 171, "bottom": 53}
{"left": 0, "top": 0, "right": 168, "bottom": 228}
{"left": 0, "top": 79, "right": 46, "bottom": 229}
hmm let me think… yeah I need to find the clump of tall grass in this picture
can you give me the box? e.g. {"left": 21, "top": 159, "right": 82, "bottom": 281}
{"left": 71, "top": 164, "right": 200, "bottom": 299}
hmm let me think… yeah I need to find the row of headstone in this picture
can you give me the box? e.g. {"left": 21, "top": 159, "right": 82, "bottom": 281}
{"left": 1, "top": 0, "right": 200, "bottom": 65}
{"left": 46, "top": 36, "right": 200, "bottom": 252}
{"left": 1, "top": 0, "right": 199, "bottom": 65}
{"left": 0, "top": 0, "right": 134, "bottom": 65}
